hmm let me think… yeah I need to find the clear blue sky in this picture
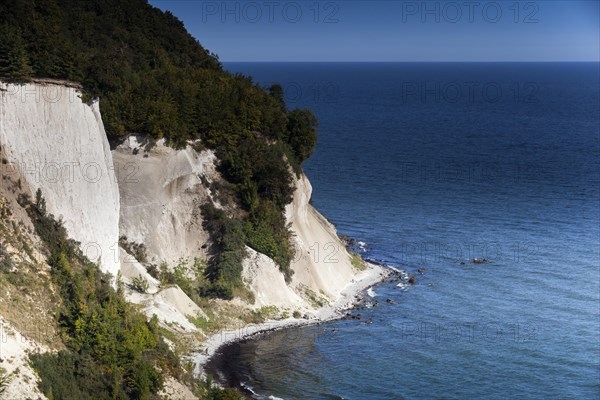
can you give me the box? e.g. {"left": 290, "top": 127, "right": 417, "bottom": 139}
{"left": 150, "top": 1, "right": 599, "bottom": 62}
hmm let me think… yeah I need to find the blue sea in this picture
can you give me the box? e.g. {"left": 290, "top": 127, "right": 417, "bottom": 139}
{"left": 219, "top": 63, "right": 600, "bottom": 399}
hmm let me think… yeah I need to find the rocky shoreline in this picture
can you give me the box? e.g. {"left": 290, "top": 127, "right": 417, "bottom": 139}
{"left": 193, "top": 261, "right": 399, "bottom": 383}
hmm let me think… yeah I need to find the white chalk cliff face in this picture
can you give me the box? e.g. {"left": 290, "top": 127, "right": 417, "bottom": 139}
{"left": 286, "top": 174, "right": 357, "bottom": 300}
{"left": 243, "top": 246, "right": 307, "bottom": 308}
{"left": 243, "top": 173, "right": 358, "bottom": 310}
{"left": 0, "top": 81, "right": 364, "bottom": 399}
{"left": 112, "top": 136, "right": 216, "bottom": 265}
{"left": 113, "top": 139, "right": 359, "bottom": 310}
{"left": 0, "top": 81, "right": 359, "bottom": 312}
{"left": 0, "top": 82, "right": 120, "bottom": 277}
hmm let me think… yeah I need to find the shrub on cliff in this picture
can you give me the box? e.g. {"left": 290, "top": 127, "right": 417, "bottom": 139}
{"left": 199, "top": 376, "right": 247, "bottom": 400}
{"left": 200, "top": 203, "right": 246, "bottom": 299}
{"left": 286, "top": 109, "right": 319, "bottom": 164}
{"left": 243, "top": 201, "right": 295, "bottom": 282}
{"left": 24, "top": 192, "right": 177, "bottom": 399}
{"left": 200, "top": 198, "right": 295, "bottom": 296}
{"left": 130, "top": 274, "right": 150, "bottom": 293}
{"left": 0, "top": 369, "right": 11, "bottom": 395}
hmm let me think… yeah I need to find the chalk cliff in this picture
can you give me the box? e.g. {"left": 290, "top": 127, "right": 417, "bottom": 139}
{"left": 287, "top": 173, "right": 357, "bottom": 302}
{"left": 0, "top": 81, "right": 361, "bottom": 312}
{"left": 0, "top": 81, "right": 368, "bottom": 398}
{"left": 112, "top": 136, "right": 216, "bottom": 266}
{"left": 0, "top": 81, "right": 120, "bottom": 277}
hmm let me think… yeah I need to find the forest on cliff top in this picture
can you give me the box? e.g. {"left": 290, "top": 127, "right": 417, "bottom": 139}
{"left": 0, "top": 0, "right": 319, "bottom": 297}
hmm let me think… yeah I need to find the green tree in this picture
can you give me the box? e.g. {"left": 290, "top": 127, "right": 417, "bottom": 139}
{"left": 0, "top": 24, "right": 33, "bottom": 81}
{"left": 286, "top": 109, "right": 318, "bottom": 163}
{"left": 269, "top": 83, "right": 286, "bottom": 108}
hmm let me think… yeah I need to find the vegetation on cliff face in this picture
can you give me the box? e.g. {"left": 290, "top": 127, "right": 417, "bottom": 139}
{"left": 199, "top": 196, "right": 297, "bottom": 299}
{"left": 0, "top": 0, "right": 319, "bottom": 298}
{"left": 7, "top": 188, "right": 247, "bottom": 398}
{"left": 22, "top": 190, "right": 178, "bottom": 399}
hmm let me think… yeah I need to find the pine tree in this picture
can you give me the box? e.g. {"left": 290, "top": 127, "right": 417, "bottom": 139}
{"left": 0, "top": 24, "right": 34, "bottom": 82}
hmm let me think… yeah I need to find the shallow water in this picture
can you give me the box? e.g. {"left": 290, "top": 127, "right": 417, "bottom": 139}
{"left": 219, "top": 62, "right": 600, "bottom": 399}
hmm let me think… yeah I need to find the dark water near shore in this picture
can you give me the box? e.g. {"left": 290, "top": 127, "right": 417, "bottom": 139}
{"left": 216, "top": 63, "right": 600, "bottom": 399}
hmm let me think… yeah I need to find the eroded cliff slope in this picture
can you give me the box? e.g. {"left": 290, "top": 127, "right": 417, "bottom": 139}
{"left": 113, "top": 136, "right": 362, "bottom": 313}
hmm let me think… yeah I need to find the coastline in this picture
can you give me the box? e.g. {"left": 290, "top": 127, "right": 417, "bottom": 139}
{"left": 193, "top": 261, "right": 392, "bottom": 379}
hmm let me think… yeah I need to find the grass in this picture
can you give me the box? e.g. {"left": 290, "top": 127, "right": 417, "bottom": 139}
{"left": 186, "top": 314, "right": 213, "bottom": 331}
{"left": 350, "top": 253, "right": 367, "bottom": 271}
{"left": 242, "top": 305, "right": 280, "bottom": 324}
{"left": 0, "top": 368, "right": 12, "bottom": 395}
{"left": 129, "top": 274, "right": 150, "bottom": 293}
{"left": 0, "top": 195, "right": 63, "bottom": 349}
{"left": 158, "top": 327, "right": 197, "bottom": 356}
{"left": 300, "top": 285, "right": 328, "bottom": 308}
